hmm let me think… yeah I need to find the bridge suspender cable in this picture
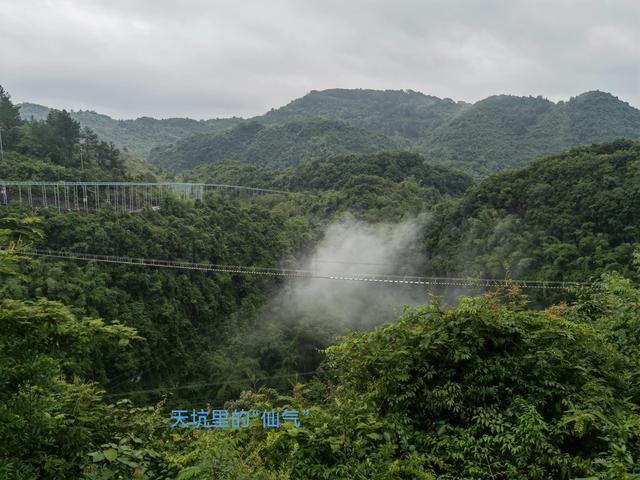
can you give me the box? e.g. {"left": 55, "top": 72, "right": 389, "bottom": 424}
{"left": 0, "top": 181, "right": 294, "bottom": 212}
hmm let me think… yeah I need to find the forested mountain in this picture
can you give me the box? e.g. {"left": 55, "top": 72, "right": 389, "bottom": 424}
{"left": 20, "top": 89, "right": 640, "bottom": 178}
{"left": 179, "top": 159, "right": 279, "bottom": 187}
{"left": 18, "top": 102, "right": 242, "bottom": 159}
{"left": 150, "top": 89, "right": 640, "bottom": 175}
{"left": 422, "top": 91, "right": 640, "bottom": 176}
{"left": 149, "top": 119, "right": 399, "bottom": 172}
{"left": 16, "top": 102, "right": 50, "bottom": 120}
{"left": 279, "top": 151, "right": 472, "bottom": 194}
{"left": 424, "top": 139, "right": 640, "bottom": 285}
{"left": 18, "top": 89, "right": 467, "bottom": 161}
{"left": 259, "top": 88, "right": 469, "bottom": 140}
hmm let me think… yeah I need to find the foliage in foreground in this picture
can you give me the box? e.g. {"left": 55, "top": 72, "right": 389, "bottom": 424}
{"left": 178, "top": 282, "right": 640, "bottom": 479}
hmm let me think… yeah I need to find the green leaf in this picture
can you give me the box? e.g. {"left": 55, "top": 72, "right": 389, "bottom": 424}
{"left": 103, "top": 448, "right": 118, "bottom": 462}
{"left": 90, "top": 451, "right": 105, "bottom": 462}
{"left": 117, "top": 457, "right": 140, "bottom": 468}
{"left": 177, "top": 466, "right": 202, "bottom": 480}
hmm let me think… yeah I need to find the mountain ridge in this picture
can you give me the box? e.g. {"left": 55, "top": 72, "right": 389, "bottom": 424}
{"left": 19, "top": 89, "right": 640, "bottom": 177}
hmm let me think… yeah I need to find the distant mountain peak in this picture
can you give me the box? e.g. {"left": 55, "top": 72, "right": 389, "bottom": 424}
{"left": 569, "top": 90, "right": 631, "bottom": 106}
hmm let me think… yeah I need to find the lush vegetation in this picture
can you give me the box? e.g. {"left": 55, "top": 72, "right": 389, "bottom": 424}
{"left": 180, "top": 151, "right": 473, "bottom": 221}
{"left": 1, "top": 146, "right": 474, "bottom": 416}
{"left": 4, "top": 81, "right": 640, "bottom": 478}
{"left": 422, "top": 91, "right": 640, "bottom": 176}
{"left": 180, "top": 151, "right": 472, "bottom": 197}
{"left": 18, "top": 102, "right": 242, "bottom": 160}
{"left": 423, "top": 140, "right": 640, "bottom": 289}
{"left": 0, "top": 214, "right": 179, "bottom": 479}
{"left": 4, "top": 194, "right": 318, "bottom": 400}
{"left": 154, "top": 90, "right": 640, "bottom": 176}
{"left": 149, "top": 119, "right": 399, "bottom": 172}
{"left": 277, "top": 151, "right": 472, "bottom": 195}
{"left": 1, "top": 87, "right": 161, "bottom": 181}
{"left": 259, "top": 88, "right": 468, "bottom": 141}
{"left": 5, "top": 217, "right": 640, "bottom": 478}
{"left": 175, "top": 279, "right": 640, "bottom": 479}
{"left": 179, "top": 160, "right": 279, "bottom": 188}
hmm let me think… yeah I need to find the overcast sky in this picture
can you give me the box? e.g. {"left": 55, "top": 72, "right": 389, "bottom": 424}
{"left": 1, "top": 0, "right": 638, "bottom": 119}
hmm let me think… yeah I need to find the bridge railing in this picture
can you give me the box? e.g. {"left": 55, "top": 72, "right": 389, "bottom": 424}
{"left": 0, "top": 181, "right": 290, "bottom": 212}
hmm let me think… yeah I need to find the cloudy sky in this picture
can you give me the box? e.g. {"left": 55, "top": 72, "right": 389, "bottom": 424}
{"left": 1, "top": 0, "right": 638, "bottom": 119}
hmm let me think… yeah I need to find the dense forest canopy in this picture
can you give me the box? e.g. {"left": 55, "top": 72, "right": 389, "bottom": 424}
{"left": 148, "top": 119, "right": 400, "bottom": 172}
{"left": 180, "top": 151, "right": 472, "bottom": 195}
{"left": 423, "top": 140, "right": 640, "bottom": 286}
{"left": 259, "top": 88, "right": 470, "bottom": 140}
{"left": 4, "top": 225, "right": 640, "bottom": 478}
{"left": 178, "top": 151, "right": 474, "bottom": 222}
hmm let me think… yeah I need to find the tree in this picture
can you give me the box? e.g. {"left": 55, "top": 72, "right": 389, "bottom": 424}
{"left": 105, "top": 141, "right": 124, "bottom": 172}
{"left": 0, "top": 85, "right": 23, "bottom": 149}
{"left": 0, "top": 214, "right": 43, "bottom": 276}
{"left": 46, "top": 109, "right": 80, "bottom": 166}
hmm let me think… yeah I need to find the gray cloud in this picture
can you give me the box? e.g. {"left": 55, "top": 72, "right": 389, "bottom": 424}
{"left": 1, "top": 0, "right": 638, "bottom": 118}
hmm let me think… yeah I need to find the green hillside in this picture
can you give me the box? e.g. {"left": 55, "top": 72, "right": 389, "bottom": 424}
{"left": 259, "top": 88, "right": 469, "bottom": 141}
{"left": 18, "top": 102, "right": 242, "bottom": 159}
{"left": 178, "top": 160, "right": 279, "bottom": 187}
{"left": 278, "top": 151, "right": 472, "bottom": 194}
{"left": 422, "top": 91, "right": 640, "bottom": 176}
{"left": 424, "top": 139, "right": 640, "bottom": 283}
{"left": 0, "top": 150, "right": 162, "bottom": 182}
{"left": 149, "top": 119, "right": 399, "bottom": 172}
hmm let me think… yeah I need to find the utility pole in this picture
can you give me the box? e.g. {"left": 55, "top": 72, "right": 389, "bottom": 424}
{"left": 0, "top": 126, "right": 4, "bottom": 162}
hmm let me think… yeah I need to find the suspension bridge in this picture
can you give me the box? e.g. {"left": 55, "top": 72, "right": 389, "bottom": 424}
{"left": 0, "top": 181, "right": 290, "bottom": 213}
{"left": 24, "top": 248, "right": 591, "bottom": 290}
